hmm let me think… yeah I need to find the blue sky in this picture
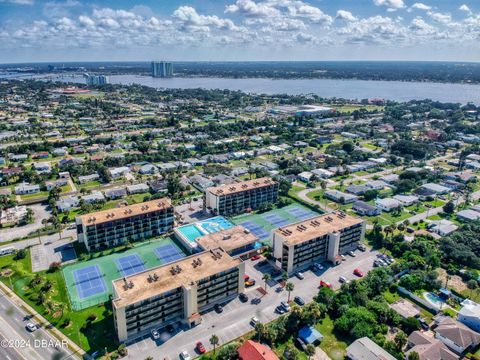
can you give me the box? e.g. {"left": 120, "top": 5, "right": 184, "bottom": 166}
{"left": 0, "top": 0, "right": 478, "bottom": 63}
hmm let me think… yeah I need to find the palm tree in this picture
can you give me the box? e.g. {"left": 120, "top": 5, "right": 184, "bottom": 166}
{"left": 285, "top": 282, "right": 294, "bottom": 302}
{"left": 262, "top": 273, "right": 271, "bottom": 292}
{"left": 306, "top": 302, "right": 322, "bottom": 325}
{"left": 281, "top": 272, "right": 288, "bottom": 287}
{"left": 305, "top": 344, "right": 316, "bottom": 359}
{"left": 209, "top": 334, "right": 219, "bottom": 354}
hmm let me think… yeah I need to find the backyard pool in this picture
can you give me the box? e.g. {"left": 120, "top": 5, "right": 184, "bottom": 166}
{"left": 424, "top": 292, "right": 448, "bottom": 310}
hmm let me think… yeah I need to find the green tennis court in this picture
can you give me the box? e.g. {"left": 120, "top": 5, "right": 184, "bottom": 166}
{"left": 62, "top": 237, "right": 186, "bottom": 311}
{"left": 231, "top": 203, "right": 321, "bottom": 246}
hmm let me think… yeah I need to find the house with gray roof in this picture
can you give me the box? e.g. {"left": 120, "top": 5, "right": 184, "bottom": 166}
{"left": 346, "top": 337, "right": 396, "bottom": 360}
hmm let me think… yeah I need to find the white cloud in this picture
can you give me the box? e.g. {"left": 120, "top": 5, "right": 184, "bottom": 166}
{"left": 373, "top": 0, "right": 405, "bottom": 10}
{"left": 410, "top": 3, "right": 431, "bottom": 11}
{"left": 225, "top": 0, "right": 279, "bottom": 18}
{"left": 427, "top": 11, "right": 452, "bottom": 25}
{"left": 0, "top": 0, "right": 33, "bottom": 4}
{"left": 336, "top": 10, "right": 357, "bottom": 22}
{"left": 459, "top": 4, "right": 471, "bottom": 13}
{"left": 79, "top": 15, "right": 95, "bottom": 27}
{"left": 174, "top": 6, "right": 240, "bottom": 31}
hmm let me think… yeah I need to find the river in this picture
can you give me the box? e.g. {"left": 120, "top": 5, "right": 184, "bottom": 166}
{"left": 8, "top": 73, "right": 480, "bottom": 103}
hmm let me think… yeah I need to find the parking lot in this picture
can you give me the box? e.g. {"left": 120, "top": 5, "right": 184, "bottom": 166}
{"left": 125, "top": 247, "right": 379, "bottom": 360}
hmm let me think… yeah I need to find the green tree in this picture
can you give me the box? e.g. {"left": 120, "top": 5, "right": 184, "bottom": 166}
{"left": 305, "top": 344, "right": 316, "bottom": 359}
{"left": 443, "top": 201, "right": 455, "bottom": 214}
{"left": 209, "top": 334, "right": 219, "bottom": 354}
{"left": 394, "top": 330, "right": 407, "bottom": 351}
{"left": 407, "top": 351, "right": 420, "bottom": 360}
{"left": 262, "top": 273, "right": 271, "bottom": 292}
{"left": 286, "top": 282, "right": 295, "bottom": 302}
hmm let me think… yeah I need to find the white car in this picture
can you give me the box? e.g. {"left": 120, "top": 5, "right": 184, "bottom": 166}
{"left": 26, "top": 323, "right": 37, "bottom": 332}
{"left": 250, "top": 316, "right": 259, "bottom": 326}
{"left": 313, "top": 263, "right": 324, "bottom": 271}
{"left": 348, "top": 251, "right": 356, "bottom": 257}
{"left": 151, "top": 329, "right": 160, "bottom": 340}
{"left": 281, "top": 301, "right": 291, "bottom": 312}
{"left": 180, "top": 351, "right": 191, "bottom": 360}
{"left": 295, "top": 272, "right": 304, "bottom": 280}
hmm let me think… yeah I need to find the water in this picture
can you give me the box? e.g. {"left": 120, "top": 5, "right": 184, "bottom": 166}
{"left": 176, "top": 224, "right": 204, "bottom": 244}
{"left": 197, "top": 216, "right": 234, "bottom": 234}
{"left": 30, "top": 73, "right": 480, "bottom": 104}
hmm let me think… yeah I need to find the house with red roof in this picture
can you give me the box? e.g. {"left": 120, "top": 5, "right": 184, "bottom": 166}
{"left": 238, "top": 340, "right": 280, "bottom": 360}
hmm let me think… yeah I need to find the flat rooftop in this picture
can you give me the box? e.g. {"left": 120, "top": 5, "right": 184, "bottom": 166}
{"left": 195, "top": 226, "right": 258, "bottom": 253}
{"left": 112, "top": 248, "right": 242, "bottom": 308}
{"left": 78, "top": 198, "right": 172, "bottom": 226}
{"left": 274, "top": 212, "right": 364, "bottom": 246}
{"left": 206, "top": 177, "right": 277, "bottom": 196}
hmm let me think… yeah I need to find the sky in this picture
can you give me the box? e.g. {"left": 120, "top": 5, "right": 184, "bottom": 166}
{"left": 0, "top": 0, "right": 479, "bottom": 63}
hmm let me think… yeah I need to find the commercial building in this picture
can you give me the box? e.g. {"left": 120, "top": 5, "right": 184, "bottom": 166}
{"left": 76, "top": 198, "right": 174, "bottom": 252}
{"left": 204, "top": 177, "right": 279, "bottom": 216}
{"left": 272, "top": 212, "right": 366, "bottom": 274}
{"left": 112, "top": 248, "right": 244, "bottom": 342}
{"left": 151, "top": 61, "right": 173, "bottom": 78}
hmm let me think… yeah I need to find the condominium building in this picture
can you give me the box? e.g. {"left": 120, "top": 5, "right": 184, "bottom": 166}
{"left": 112, "top": 248, "right": 244, "bottom": 342}
{"left": 204, "top": 177, "right": 279, "bottom": 216}
{"left": 76, "top": 198, "right": 174, "bottom": 252}
{"left": 84, "top": 74, "right": 109, "bottom": 86}
{"left": 272, "top": 212, "right": 365, "bottom": 274}
{"left": 151, "top": 61, "right": 173, "bottom": 78}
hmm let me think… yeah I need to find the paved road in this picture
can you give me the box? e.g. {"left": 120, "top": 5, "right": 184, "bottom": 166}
{"left": 0, "top": 287, "right": 76, "bottom": 360}
{"left": 126, "top": 249, "right": 378, "bottom": 360}
{"left": 0, "top": 205, "right": 51, "bottom": 243}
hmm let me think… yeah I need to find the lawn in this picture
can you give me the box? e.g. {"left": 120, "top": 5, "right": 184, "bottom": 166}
{"left": 315, "top": 315, "right": 348, "bottom": 360}
{"left": 20, "top": 190, "right": 49, "bottom": 201}
{"left": 0, "top": 250, "right": 117, "bottom": 354}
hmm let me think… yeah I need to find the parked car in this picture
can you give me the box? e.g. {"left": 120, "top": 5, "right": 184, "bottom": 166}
{"left": 245, "top": 279, "right": 256, "bottom": 287}
{"left": 239, "top": 293, "right": 249, "bottom": 303}
{"left": 25, "top": 323, "right": 37, "bottom": 332}
{"left": 339, "top": 276, "right": 348, "bottom": 283}
{"left": 251, "top": 254, "right": 261, "bottom": 261}
{"left": 357, "top": 244, "right": 367, "bottom": 252}
{"left": 196, "top": 342, "right": 206, "bottom": 354}
{"left": 313, "top": 263, "right": 324, "bottom": 271}
{"left": 151, "top": 329, "right": 160, "bottom": 340}
{"left": 275, "top": 305, "right": 286, "bottom": 314}
{"left": 348, "top": 250, "right": 356, "bottom": 257}
{"left": 294, "top": 296, "right": 305, "bottom": 306}
{"left": 320, "top": 280, "right": 332, "bottom": 288}
{"left": 295, "top": 272, "right": 304, "bottom": 280}
{"left": 180, "top": 351, "right": 191, "bottom": 360}
{"left": 281, "top": 301, "right": 291, "bottom": 312}
{"left": 340, "top": 254, "right": 346, "bottom": 261}
{"left": 250, "top": 316, "right": 259, "bottom": 326}
{"left": 243, "top": 274, "right": 250, "bottom": 281}
{"left": 353, "top": 268, "right": 364, "bottom": 277}
{"left": 214, "top": 304, "right": 223, "bottom": 313}
{"left": 166, "top": 324, "right": 175, "bottom": 333}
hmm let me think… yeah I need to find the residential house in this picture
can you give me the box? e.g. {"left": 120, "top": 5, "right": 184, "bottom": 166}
{"left": 109, "top": 166, "right": 130, "bottom": 179}
{"left": 457, "top": 209, "right": 480, "bottom": 222}
{"left": 352, "top": 201, "right": 381, "bottom": 216}
{"left": 393, "top": 194, "right": 419, "bottom": 206}
{"left": 139, "top": 164, "right": 158, "bottom": 175}
{"left": 375, "top": 198, "right": 401, "bottom": 212}
{"left": 428, "top": 220, "right": 458, "bottom": 236}
{"left": 381, "top": 174, "right": 400, "bottom": 184}
{"left": 238, "top": 340, "right": 279, "bottom": 360}
{"left": 82, "top": 191, "right": 105, "bottom": 204}
{"left": 298, "top": 171, "right": 313, "bottom": 182}
{"left": 14, "top": 183, "right": 40, "bottom": 195}
{"left": 406, "top": 331, "right": 458, "bottom": 360}
{"left": 46, "top": 178, "right": 68, "bottom": 190}
{"left": 33, "top": 162, "right": 51, "bottom": 174}
{"left": 346, "top": 337, "right": 396, "bottom": 360}
{"left": 458, "top": 300, "right": 480, "bottom": 332}
{"left": 311, "top": 168, "right": 334, "bottom": 178}
{"left": 126, "top": 183, "right": 150, "bottom": 194}
{"left": 56, "top": 196, "right": 80, "bottom": 212}
{"left": 148, "top": 180, "right": 168, "bottom": 194}
{"left": 78, "top": 173, "right": 100, "bottom": 184}
{"left": 346, "top": 184, "right": 370, "bottom": 196}
{"left": 434, "top": 317, "right": 480, "bottom": 354}
{"left": 366, "top": 180, "right": 388, "bottom": 190}
{"left": 105, "top": 188, "right": 127, "bottom": 200}
{"left": 324, "top": 190, "right": 358, "bottom": 204}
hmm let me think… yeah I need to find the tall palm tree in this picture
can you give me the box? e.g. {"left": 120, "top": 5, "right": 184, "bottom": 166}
{"left": 209, "top": 334, "right": 219, "bottom": 354}
{"left": 286, "top": 282, "right": 294, "bottom": 302}
{"left": 262, "top": 273, "right": 271, "bottom": 292}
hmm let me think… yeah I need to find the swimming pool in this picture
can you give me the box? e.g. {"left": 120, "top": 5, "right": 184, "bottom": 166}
{"left": 424, "top": 292, "right": 447, "bottom": 310}
{"left": 174, "top": 216, "right": 235, "bottom": 252}
{"left": 197, "top": 216, "right": 234, "bottom": 234}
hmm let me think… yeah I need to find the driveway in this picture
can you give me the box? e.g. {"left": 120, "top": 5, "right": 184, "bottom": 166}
{"left": 0, "top": 204, "right": 51, "bottom": 242}
{"left": 125, "top": 249, "right": 379, "bottom": 359}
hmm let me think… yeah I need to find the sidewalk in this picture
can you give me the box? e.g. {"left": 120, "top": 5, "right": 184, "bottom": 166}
{"left": 0, "top": 281, "right": 85, "bottom": 358}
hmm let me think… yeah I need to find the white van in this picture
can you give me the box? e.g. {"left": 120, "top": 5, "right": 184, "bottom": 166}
{"left": 0, "top": 246, "right": 15, "bottom": 256}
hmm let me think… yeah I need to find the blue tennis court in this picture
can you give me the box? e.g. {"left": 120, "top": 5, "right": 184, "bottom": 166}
{"left": 263, "top": 214, "right": 290, "bottom": 227}
{"left": 155, "top": 244, "right": 185, "bottom": 264}
{"left": 240, "top": 221, "right": 270, "bottom": 240}
{"left": 288, "top": 206, "right": 315, "bottom": 220}
{"left": 73, "top": 265, "right": 106, "bottom": 299}
{"left": 116, "top": 254, "right": 145, "bottom": 277}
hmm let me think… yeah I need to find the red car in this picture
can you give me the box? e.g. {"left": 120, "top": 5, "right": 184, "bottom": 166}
{"left": 251, "top": 255, "right": 261, "bottom": 261}
{"left": 320, "top": 280, "right": 332, "bottom": 288}
{"left": 243, "top": 274, "right": 250, "bottom": 281}
{"left": 353, "top": 268, "right": 364, "bottom": 277}
{"left": 196, "top": 342, "right": 206, "bottom": 354}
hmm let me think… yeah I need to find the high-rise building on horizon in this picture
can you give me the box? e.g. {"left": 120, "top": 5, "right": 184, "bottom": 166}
{"left": 84, "top": 74, "right": 109, "bottom": 86}
{"left": 151, "top": 61, "right": 173, "bottom": 78}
